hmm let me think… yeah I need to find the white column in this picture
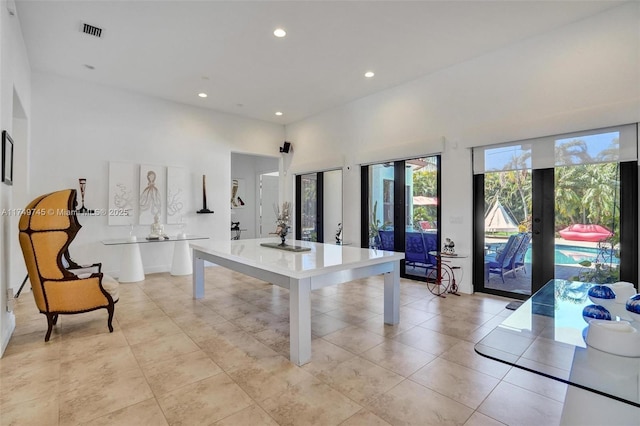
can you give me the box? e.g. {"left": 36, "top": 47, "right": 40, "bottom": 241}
{"left": 289, "top": 277, "right": 312, "bottom": 366}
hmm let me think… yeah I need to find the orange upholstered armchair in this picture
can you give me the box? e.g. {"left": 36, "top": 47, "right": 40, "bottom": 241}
{"left": 18, "top": 189, "right": 119, "bottom": 341}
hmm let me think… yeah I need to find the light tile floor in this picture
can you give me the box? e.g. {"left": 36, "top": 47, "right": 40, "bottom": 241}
{"left": 0, "top": 268, "right": 566, "bottom": 425}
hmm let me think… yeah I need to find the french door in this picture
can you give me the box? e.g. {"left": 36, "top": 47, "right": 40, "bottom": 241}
{"left": 361, "top": 156, "right": 441, "bottom": 281}
{"left": 296, "top": 173, "right": 321, "bottom": 241}
{"left": 473, "top": 125, "right": 638, "bottom": 299}
{"left": 295, "top": 169, "right": 343, "bottom": 243}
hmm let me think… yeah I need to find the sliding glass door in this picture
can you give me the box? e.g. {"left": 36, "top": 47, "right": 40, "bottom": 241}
{"left": 364, "top": 163, "right": 395, "bottom": 249}
{"left": 474, "top": 125, "right": 638, "bottom": 299}
{"left": 295, "top": 169, "right": 343, "bottom": 243}
{"left": 482, "top": 154, "right": 533, "bottom": 295}
{"left": 362, "top": 156, "right": 441, "bottom": 281}
{"left": 297, "top": 173, "right": 320, "bottom": 241}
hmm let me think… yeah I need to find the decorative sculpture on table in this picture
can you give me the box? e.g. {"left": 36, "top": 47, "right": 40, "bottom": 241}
{"left": 336, "top": 223, "right": 343, "bottom": 244}
{"left": 443, "top": 238, "right": 456, "bottom": 255}
{"left": 273, "top": 202, "right": 291, "bottom": 246}
{"left": 260, "top": 201, "right": 310, "bottom": 252}
{"left": 147, "top": 214, "right": 168, "bottom": 240}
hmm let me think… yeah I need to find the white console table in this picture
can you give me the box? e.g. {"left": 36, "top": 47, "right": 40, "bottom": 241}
{"left": 102, "top": 235, "right": 208, "bottom": 282}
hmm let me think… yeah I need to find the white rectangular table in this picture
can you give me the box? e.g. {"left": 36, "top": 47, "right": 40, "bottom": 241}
{"left": 190, "top": 238, "right": 405, "bottom": 365}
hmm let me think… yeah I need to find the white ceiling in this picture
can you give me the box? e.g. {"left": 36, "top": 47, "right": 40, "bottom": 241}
{"left": 15, "top": 1, "right": 624, "bottom": 125}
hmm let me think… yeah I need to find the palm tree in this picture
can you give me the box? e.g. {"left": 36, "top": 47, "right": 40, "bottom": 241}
{"left": 596, "top": 137, "right": 620, "bottom": 162}
{"left": 555, "top": 139, "right": 592, "bottom": 165}
{"left": 555, "top": 166, "right": 583, "bottom": 226}
{"left": 485, "top": 171, "right": 529, "bottom": 225}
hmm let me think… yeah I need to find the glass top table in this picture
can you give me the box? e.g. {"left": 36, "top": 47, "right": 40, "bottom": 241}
{"left": 475, "top": 279, "right": 640, "bottom": 407}
{"left": 101, "top": 234, "right": 208, "bottom": 245}
{"left": 101, "top": 235, "right": 209, "bottom": 281}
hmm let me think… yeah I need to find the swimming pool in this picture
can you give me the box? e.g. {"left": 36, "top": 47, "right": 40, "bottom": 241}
{"left": 523, "top": 244, "right": 619, "bottom": 265}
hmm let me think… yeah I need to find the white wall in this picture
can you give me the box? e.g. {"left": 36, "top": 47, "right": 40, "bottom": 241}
{"left": 29, "top": 72, "right": 284, "bottom": 277}
{"left": 230, "top": 153, "right": 279, "bottom": 239}
{"left": 285, "top": 2, "right": 640, "bottom": 294}
{"left": 1, "top": 0, "right": 32, "bottom": 355}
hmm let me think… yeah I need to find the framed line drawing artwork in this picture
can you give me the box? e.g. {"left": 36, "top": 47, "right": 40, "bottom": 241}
{"left": 108, "top": 161, "right": 136, "bottom": 225}
{"left": 139, "top": 164, "right": 166, "bottom": 225}
{"left": 167, "top": 166, "right": 189, "bottom": 224}
{"left": 2, "top": 130, "right": 13, "bottom": 185}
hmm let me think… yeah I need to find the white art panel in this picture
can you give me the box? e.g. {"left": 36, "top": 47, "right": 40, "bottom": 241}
{"left": 139, "top": 164, "right": 166, "bottom": 225}
{"left": 108, "top": 162, "right": 137, "bottom": 226}
{"left": 166, "top": 167, "right": 189, "bottom": 224}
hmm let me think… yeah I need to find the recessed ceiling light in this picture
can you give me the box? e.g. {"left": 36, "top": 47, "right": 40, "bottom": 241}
{"left": 198, "top": 93, "right": 208, "bottom": 98}
{"left": 364, "top": 71, "right": 375, "bottom": 78}
{"left": 275, "top": 111, "right": 283, "bottom": 116}
{"left": 273, "top": 28, "right": 287, "bottom": 38}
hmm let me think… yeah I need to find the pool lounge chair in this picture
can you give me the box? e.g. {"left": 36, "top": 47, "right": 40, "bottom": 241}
{"left": 512, "top": 232, "right": 532, "bottom": 274}
{"left": 485, "top": 233, "right": 525, "bottom": 283}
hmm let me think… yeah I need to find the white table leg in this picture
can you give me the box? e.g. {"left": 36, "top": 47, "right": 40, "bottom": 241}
{"left": 193, "top": 253, "right": 205, "bottom": 299}
{"left": 289, "top": 277, "right": 312, "bottom": 366}
{"left": 171, "top": 240, "right": 192, "bottom": 276}
{"left": 384, "top": 261, "right": 400, "bottom": 324}
{"left": 118, "top": 243, "right": 145, "bottom": 283}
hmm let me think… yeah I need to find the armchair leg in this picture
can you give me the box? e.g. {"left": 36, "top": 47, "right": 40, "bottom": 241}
{"left": 44, "top": 314, "right": 55, "bottom": 342}
{"left": 107, "top": 305, "right": 114, "bottom": 333}
{"left": 52, "top": 314, "right": 59, "bottom": 325}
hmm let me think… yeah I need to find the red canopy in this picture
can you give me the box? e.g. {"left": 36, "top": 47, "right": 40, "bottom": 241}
{"left": 558, "top": 224, "right": 613, "bottom": 242}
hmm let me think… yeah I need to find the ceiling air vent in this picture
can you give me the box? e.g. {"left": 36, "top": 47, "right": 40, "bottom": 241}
{"left": 81, "top": 23, "right": 103, "bottom": 38}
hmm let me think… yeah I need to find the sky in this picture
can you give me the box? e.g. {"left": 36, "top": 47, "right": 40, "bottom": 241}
{"left": 484, "top": 131, "right": 619, "bottom": 171}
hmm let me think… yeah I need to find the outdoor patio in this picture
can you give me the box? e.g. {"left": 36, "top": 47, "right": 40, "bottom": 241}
{"left": 484, "top": 236, "right": 614, "bottom": 295}
{"left": 484, "top": 262, "right": 585, "bottom": 296}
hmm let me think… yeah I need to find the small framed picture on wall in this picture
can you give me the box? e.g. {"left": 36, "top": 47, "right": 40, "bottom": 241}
{"left": 2, "top": 130, "right": 13, "bottom": 186}
{"left": 231, "top": 178, "right": 246, "bottom": 209}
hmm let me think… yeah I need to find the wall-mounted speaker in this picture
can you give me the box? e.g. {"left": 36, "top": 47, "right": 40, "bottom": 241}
{"left": 279, "top": 141, "right": 292, "bottom": 153}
